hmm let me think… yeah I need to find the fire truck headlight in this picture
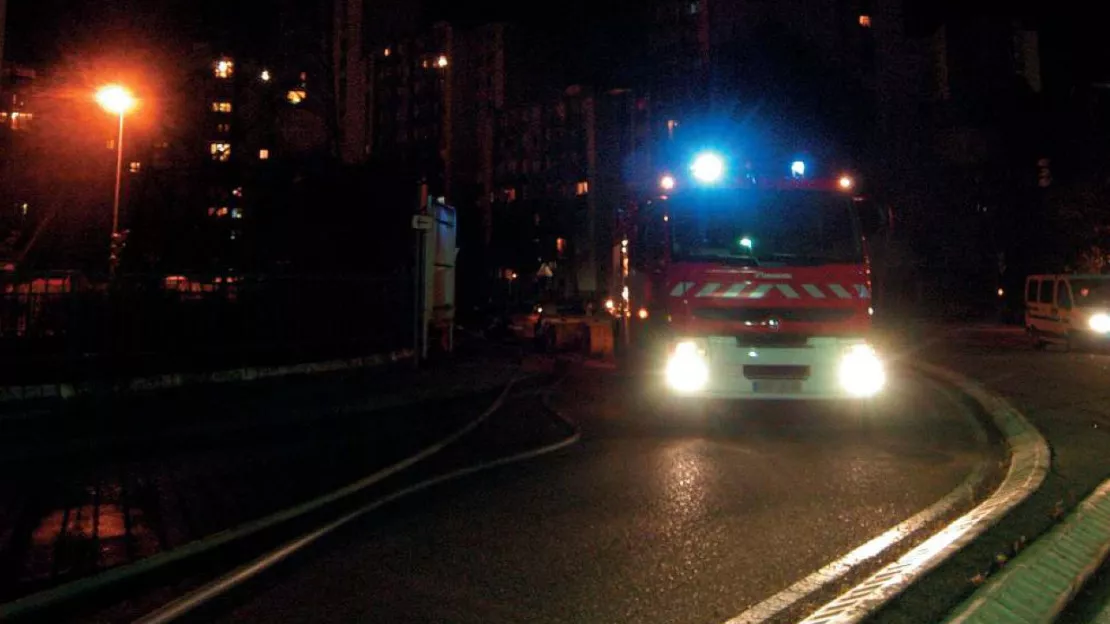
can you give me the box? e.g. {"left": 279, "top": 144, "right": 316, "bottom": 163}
{"left": 838, "top": 344, "right": 885, "bottom": 398}
{"left": 665, "top": 340, "right": 709, "bottom": 393}
{"left": 1089, "top": 313, "right": 1110, "bottom": 334}
{"left": 691, "top": 152, "right": 725, "bottom": 183}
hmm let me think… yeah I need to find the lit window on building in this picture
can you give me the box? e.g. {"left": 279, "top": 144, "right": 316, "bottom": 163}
{"left": 859, "top": 15, "right": 872, "bottom": 27}
{"left": 436, "top": 55, "right": 449, "bottom": 68}
{"left": 286, "top": 89, "right": 306, "bottom": 105}
{"left": 259, "top": 148, "right": 270, "bottom": 160}
{"left": 217, "top": 123, "right": 230, "bottom": 133}
{"left": 215, "top": 58, "right": 234, "bottom": 79}
{"left": 576, "top": 181, "right": 589, "bottom": 196}
{"left": 212, "top": 101, "right": 232, "bottom": 113}
{"left": 383, "top": 47, "right": 391, "bottom": 57}
{"left": 216, "top": 207, "right": 229, "bottom": 217}
{"left": 556, "top": 237, "right": 567, "bottom": 257}
{"left": 504, "top": 188, "right": 517, "bottom": 202}
{"left": 231, "top": 208, "right": 243, "bottom": 219}
{"left": 300, "top": 71, "right": 307, "bottom": 81}
{"left": 210, "top": 142, "right": 231, "bottom": 161}
{"left": 232, "top": 187, "right": 243, "bottom": 197}
{"left": 9, "top": 111, "right": 32, "bottom": 131}
{"left": 207, "top": 207, "right": 216, "bottom": 216}
{"left": 129, "top": 161, "right": 141, "bottom": 173}
{"left": 260, "top": 69, "right": 271, "bottom": 82}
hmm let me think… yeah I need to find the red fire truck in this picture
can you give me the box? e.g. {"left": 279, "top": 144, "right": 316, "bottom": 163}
{"left": 624, "top": 152, "right": 885, "bottom": 400}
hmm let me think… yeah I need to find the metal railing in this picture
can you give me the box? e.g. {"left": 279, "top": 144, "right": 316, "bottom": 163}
{"left": 0, "top": 273, "right": 413, "bottom": 383}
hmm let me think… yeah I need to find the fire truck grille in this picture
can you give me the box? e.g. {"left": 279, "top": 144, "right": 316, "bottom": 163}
{"left": 743, "top": 365, "right": 811, "bottom": 380}
{"left": 734, "top": 334, "right": 811, "bottom": 348}
{"left": 693, "top": 307, "right": 857, "bottom": 323}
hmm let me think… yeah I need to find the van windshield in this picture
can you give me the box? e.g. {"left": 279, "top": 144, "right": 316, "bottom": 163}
{"left": 1071, "top": 279, "right": 1110, "bottom": 305}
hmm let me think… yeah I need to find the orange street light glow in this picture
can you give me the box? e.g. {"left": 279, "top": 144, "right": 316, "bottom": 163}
{"left": 96, "top": 85, "right": 136, "bottom": 115}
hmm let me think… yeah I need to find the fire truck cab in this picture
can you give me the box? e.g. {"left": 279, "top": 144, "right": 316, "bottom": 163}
{"left": 635, "top": 153, "right": 885, "bottom": 401}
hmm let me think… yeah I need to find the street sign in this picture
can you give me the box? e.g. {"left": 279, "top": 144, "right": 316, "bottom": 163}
{"left": 412, "top": 215, "right": 434, "bottom": 231}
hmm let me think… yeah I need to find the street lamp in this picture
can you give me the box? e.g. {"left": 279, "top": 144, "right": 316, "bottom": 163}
{"left": 95, "top": 85, "right": 136, "bottom": 277}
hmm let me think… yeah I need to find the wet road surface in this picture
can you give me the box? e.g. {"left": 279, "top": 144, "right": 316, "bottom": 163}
{"left": 198, "top": 364, "right": 998, "bottom": 624}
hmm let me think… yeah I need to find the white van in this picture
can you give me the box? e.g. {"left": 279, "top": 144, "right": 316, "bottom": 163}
{"left": 1025, "top": 274, "right": 1110, "bottom": 350}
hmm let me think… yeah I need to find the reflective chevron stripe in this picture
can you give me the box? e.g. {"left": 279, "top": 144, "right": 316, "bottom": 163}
{"left": 669, "top": 281, "right": 695, "bottom": 296}
{"left": 747, "top": 284, "right": 773, "bottom": 299}
{"left": 669, "top": 281, "right": 870, "bottom": 299}
{"left": 721, "top": 283, "right": 747, "bottom": 298}
{"left": 696, "top": 282, "right": 720, "bottom": 297}
{"left": 776, "top": 284, "right": 799, "bottom": 299}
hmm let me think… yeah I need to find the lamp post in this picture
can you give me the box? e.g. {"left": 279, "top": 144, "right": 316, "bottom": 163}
{"left": 95, "top": 85, "right": 136, "bottom": 277}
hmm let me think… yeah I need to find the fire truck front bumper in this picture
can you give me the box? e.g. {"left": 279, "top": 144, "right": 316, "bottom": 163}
{"left": 663, "top": 336, "right": 886, "bottom": 400}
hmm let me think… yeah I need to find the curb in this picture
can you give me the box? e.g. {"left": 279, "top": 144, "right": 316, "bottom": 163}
{"left": 943, "top": 479, "right": 1110, "bottom": 622}
{"left": 0, "top": 349, "right": 414, "bottom": 404}
{"left": 793, "top": 362, "right": 1050, "bottom": 623}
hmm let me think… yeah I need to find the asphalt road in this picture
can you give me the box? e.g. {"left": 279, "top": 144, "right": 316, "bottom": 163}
{"left": 190, "top": 363, "right": 997, "bottom": 624}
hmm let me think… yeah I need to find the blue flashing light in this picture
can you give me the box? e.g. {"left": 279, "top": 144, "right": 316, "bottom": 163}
{"left": 691, "top": 152, "right": 725, "bottom": 183}
{"left": 791, "top": 160, "right": 806, "bottom": 178}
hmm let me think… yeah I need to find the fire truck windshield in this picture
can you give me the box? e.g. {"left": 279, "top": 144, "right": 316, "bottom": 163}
{"left": 669, "top": 189, "right": 863, "bottom": 267}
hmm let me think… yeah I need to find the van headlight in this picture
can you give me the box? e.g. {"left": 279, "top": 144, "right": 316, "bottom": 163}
{"left": 839, "top": 343, "right": 885, "bottom": 398}
{"left": 1090, "top": 313, "right": 1110, "bottom": 334}
{"left": 665, "top": 340, "right": 709, "bottom": 393}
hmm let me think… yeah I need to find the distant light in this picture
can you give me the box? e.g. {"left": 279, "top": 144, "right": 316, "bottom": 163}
{"left": 622, "top": 285, "right": 630, "bottom": 301}
{"left": 128, "top": 161, "right": 141, "bottom": 173}
{"left": 638, "top": 308, "right": 649, "bottom": 320}
{"left": 510, "top": 272, "right": 518, "bottom": 280}
{"left": 215, "top": 58, "right": 234, "bottom": 79}
{"left": 691, "top": 152, "right": 724, "bottom": 182}
{"left": 259, "top": 148, "right": 270, "bottom": 160}
{"left": 604, "top": 298, "right": 615, "bottom": 310}
{"left": 748, "top": 350, "right": 758, "bottom": 358}
{"left": 436, "top": 55, "right": 449, "bottom": 68}
{"left": 859, "top": 14, "right": 872, "bottom": 28}
{"left": 260, "top": 69, "right": 272, "bottom": 82}
{"left": 997, "top": 287, "right": 1005, "bottom": 297}
{"left": 659, "top": 174, "right": 676, "bottom": 190}
{"left": 663, "top": 214, "right": 669, "bottom": 222}
{"left": 95, "top": 85, "right": 136, "bottom": 115}
{"left": 384, "top": 48, "right": 391, "bottom": 57}
{"left": 287, "top": 89, "right": 306, "bottom": 105}
{"left": 739, "top": 236, "right": 753, "bottom": 249}
{"left": 621, "top": 238, "right": 629, "bottom": 248}
{"left": 791, "top": 160, "right": 806, "bottom": 178}
{"left": 838, "top": 175, "right": 854, "bottom": 189}
{"left": 868, "top": 306, "right": 874, "bottom": 316}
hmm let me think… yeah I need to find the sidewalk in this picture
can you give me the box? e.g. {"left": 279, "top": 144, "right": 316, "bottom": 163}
{"left": 0, "top": 339, "right": 526, "bottom": 459}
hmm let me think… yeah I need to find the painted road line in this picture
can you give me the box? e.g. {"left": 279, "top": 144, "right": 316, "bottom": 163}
{"left": 944, "top": 479, "right": 1110, "bottom": 623}
{"left": 0, "top": 373, "right": 519, "bottom": 621}
{"left": 794, "top": 362, "right": 1049, "bottom": 624}
{"left": 725, "top": 374, "right": 991, "bottom": 624}
{"left": 135, "top": 380, "right": 580, "bottom": 624}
